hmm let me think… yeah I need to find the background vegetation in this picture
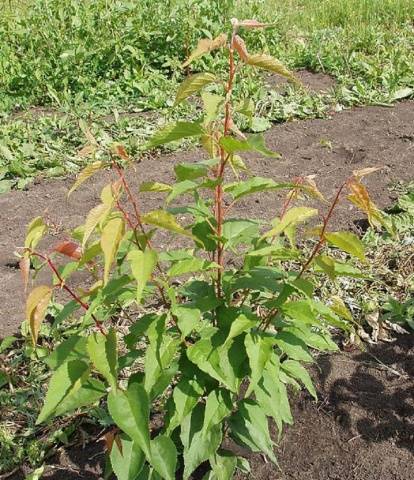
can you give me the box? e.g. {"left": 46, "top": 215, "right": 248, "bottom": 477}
{"left": 1, "top": 0, "right": 413, "bottom": 191}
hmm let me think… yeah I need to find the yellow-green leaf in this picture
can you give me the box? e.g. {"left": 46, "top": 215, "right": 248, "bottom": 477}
{"left": 262, "top": 207, "right": 318, "bottom": 239}
{"left": 139, "top": 182, "right": 172, "bottom": 193}
{"left": 145, "top": 122, "right": 204, "bottom": 150}
{"left": 141, "top": 210, "right": 192, "bottom": 237}
{"left": 325, "top": 231, "right": 365, "bottom": 261}
{"left": 68, "top": 161, "right": 104, "bottom": 196}
{"left": 24, "top": 217, "right": 47, "bottom": 250}
{"left": 26, "top": 285, "right": 52, "bottom": 345}
{"left": 182, "top": 33, "right": 227, "bottom": 67}
{"left": 83, "top": 203, "right": 111, "bottom": 248}
{"left": 175, "top": 73, "right": 216, "bottom": 105}
{"left": 246, "top": 53, "right": 298, "bottom": 84}
{"left": 128, "top": 249, "right": 158, "bottom": 304}
{"left": 100, "top": 217, "right": 125, "bottom": 284}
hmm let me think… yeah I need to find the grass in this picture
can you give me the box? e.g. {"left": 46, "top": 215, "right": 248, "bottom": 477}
{"left": 0, "top": 0, "right": 413, "bottom": 191}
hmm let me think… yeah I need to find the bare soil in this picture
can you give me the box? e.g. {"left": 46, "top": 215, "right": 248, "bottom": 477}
{"left": 1, "top": 100, "right": 414, "bottom": 479}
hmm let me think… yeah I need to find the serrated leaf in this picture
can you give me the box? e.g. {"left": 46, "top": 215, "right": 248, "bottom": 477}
{"left": 182, "top": 33, "right": 227, "bottom": 67}
{"left": 24, "top": 216, "right": 47, "bottom": 250}
{"left": 101, "top": 217, "right": 125, "bottom": 284}
{"left": 330, "top": 296, "right": 353, "bottom": 321}
{"left": 219, "top": 134, "right": 280, "bottom": 158}
{"left": 166, "top": 180, "right": 198, "bottom": 204}
{"left": 128, "top": 249, "right": 158, "bottom": 304}
{"left": 175, "top": 73, "right": 216, "bottom": 105}
{"left": 281, "top": 360, "right": 317, "bottom": 399}
{"left": 244, "top": 332, "right": 272, "bottom": 395}
{"left": 246, "top": 53, "right": 298, "bottom": 84}
{"left": 83, "top": 203, "right": 111, "bottom": 248}
{"left": 45, "top": 336, "right": 88, "bottom": 369}
{"left": 175, "top": 163, "right": 208, "bottom": 181}
{"left": 150, "top": 435, "right": 177, "bottom": 480}
{"left": 141, "top": 210, "right": 192, "bottom": 237}
{"left": 202, "top": 388, "right": 233, "bottom": 435}
{"left": 225, "top": 312, "right": 258, "bottom": 345}
{"left": 37, "top": 360, "right": 90, "bottom": 424}
{"left": 229, "top": 399, "right": 277, "bottom": 464}
{"left": 181, "top": 404, "right": 222, "bottom": 479}
{"left": 167, "top": 378, "right": 203, "bottom": 433}
{"left": 262, "top": 207, "right": 318, "bottom": 239}
{"left": 254, "top": 355, "right": 292, "bottom": 433}
{"left": 202, "top": 92, "right": 224, "bottom": 124}
{"left": 54, "top": 377, "right": 106, "bottom": 416}
{"left": 224, "top": 177, "right": 290, "bottom": 201}
{"left": 314, "top": 254, "right": 336, "bottom": 279}
{"left": 110, "top": 434, "right": 145, "bottom": 480}
{"left": 273, "top": 332, "right": 314, "bottom": 362}
{"left": 26, "top": 285, "right": 52, "bottom": 345}
{"left": 222, "top": 219, "right": 259, "bottom": 249}
{"left": 210, "top": 451, "right": 237, "bottom": 480}
{"left": 107, "top": 383, "right": 151, "bottom": 459}
{"left": 139, "top": 182, "right": 172, "bottom": 193}
{"left": 325, "top": 231, "right": 365, "bottom": 261}
{"left": 145, "top": 122, "right": 204, "bottom": 149}
{"left": 87, "top": 328, "right": 118, "bottom": 389}
{"left": 68, "top": 161, "right": 104, "bottom": 196}
{"left": 168, "top": 257, "right": 218, "bottom": 276}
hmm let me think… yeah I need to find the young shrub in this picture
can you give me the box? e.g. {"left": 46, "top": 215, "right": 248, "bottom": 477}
{"left": 20, "top": 19, "right": 385, "bottom": 479}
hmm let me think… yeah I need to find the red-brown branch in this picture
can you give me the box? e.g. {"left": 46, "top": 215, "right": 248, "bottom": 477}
{"left": 30, "top": 251, "right": 107, "bottom": 335}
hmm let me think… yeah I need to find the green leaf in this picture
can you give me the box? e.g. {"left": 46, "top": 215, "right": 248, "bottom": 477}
{"left": 202, "top": 388, "right": 233, "bottom": 435}
{"left": 37, "top": 360, "right": 90, "bottom": 424}
{"left": 24, "top": 466, "right": 45, "bottom": 480}
{"left": 174, "top": 163, "right": 208, "bottom": 181}
{"left": 150, "top": 435, "right": 177, "bottom": 480}
{"left": 210, "top": 451, "right": 237, "bottom": 480}
{"left": 325, "top": 231, "right": 365, "bottom": 261}
{"left": 145, "top": 122, "right": 204, "bottom": 149}
{"left": 246, "top": 53, "right": 298, "bottom": 84}
{"left": 107, "top": 383, "right": 151, "bottom": 459}
{"left": 181, "top": 404, "right": 223, "bottom": 479}
{"left": 175, "top": 73, "right": 216, "bottom": 105}
{"left": 219, "top": 134, "right": 280, "bottom": 158}
{"left": 281, "top": 360, "right": 317, "bottom": 399}
{"left": 0, "top": 336, "right": 18, "bottom": 354}
{"left": 101, "top": 217, "right": 125, "bottom": 284}
{"left": 144, "top": 321, "right": 180, "bottom": 395}
{"left": 168, "top": 257, "right": 218, "bottom": 276}
{"left": 229, "top": 399, "right": 277, "bottom": 464}
{"left": 224, "top": 177, "right": 290, "bottom": 201}
{"left": 222, "top": 219, "right": 259, "bottom": 249}
{"left": 314, "top": 254, "right": 336, "bottom": 279}
{"left": 167, "top": 378, "right": 203, "bottom": 433}
{"left": 166, "top": 180, "right": 198, "bottom": 204}
{"left": 171, "top": 305, "right": 201, "bottom": 338}
{"left": 128, "top": 249, "right": 158, "bottom": 304}
{"left": 87, "top": 328, "right": 118, "bottom": 389}
{"left": 273, "top": 332, "right": 314, "bottom": 362}
{"left": 141, "top": 210, "right": 192, "bottom": 237}
{"left": 55, "top": 377, "right": 106, "bottom": 417}
{"left": 244, "top": 332, "right": 273, "bottom": 395}
{"left": 254, "top": 355, "right": 292, "bottom": 433}
{"left": 262, "top": 207, "right": 318, "bottom": 239}
{"left": 281, "top": 300, "right": 319, "bottom": 326}
{"left": 202, "top": 92, "right": 224, "bottom": 123}
{"left": 110, "top": 434, "right": 145, "bottom": 480}
{"left": 139, "top": 181, "right": 172, "bottom": 193}
{"left": 247, "top": 245, "right": 299, "bottom": 260}
{"left": 225, "top": 312, "right": 258, "bottom": 345}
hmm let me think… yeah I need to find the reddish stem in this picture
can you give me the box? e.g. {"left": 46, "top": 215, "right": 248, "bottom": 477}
{"left": 30, "top": 251, "right": 107, "bottom": 335}
{"left": 214, "top": 30, "right": 237, "bottom": 297}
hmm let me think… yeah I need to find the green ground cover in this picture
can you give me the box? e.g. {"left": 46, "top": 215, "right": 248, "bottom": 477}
{"left": 0, "top": 0, "right": 413, "bottom": 191}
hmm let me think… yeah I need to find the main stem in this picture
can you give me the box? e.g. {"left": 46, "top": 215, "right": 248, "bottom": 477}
{"left": 215, "top": 30, "right": 236, "bottom": 297}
